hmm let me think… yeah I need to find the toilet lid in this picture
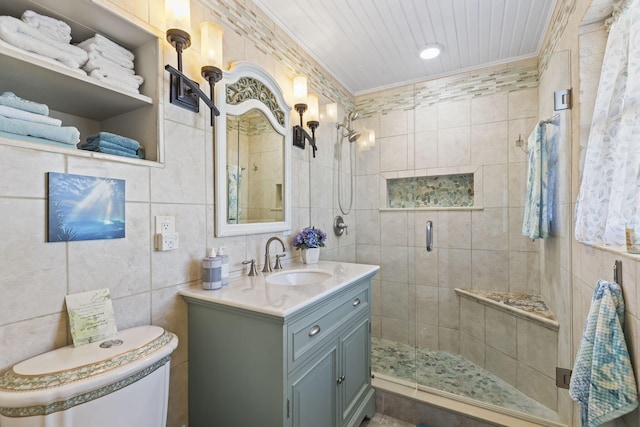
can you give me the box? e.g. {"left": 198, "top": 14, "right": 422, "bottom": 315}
{"left": 13, "top": 325, "right": 165, "bottom": 376}
{"left": 0, "top": 324, "right": 178, "bottom": 411}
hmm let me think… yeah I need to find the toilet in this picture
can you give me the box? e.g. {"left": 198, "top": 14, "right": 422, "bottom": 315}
{"left": 0, "top": 325, "right": 178, "bottom": 427}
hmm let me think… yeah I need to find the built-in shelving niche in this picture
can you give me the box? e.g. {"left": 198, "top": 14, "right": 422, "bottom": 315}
{"left": 0, "top": 0, "right": 163, "bottom": 165}
{"left": 381, "top": 166, "right": 483, "bottom": 210}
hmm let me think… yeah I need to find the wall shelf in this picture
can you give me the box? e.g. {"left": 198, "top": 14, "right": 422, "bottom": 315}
{"left": 0, "top": 44, "right": 152, "bottom": 120}
{"left": 0, "top": 0, "right": 163, "bottom": 163}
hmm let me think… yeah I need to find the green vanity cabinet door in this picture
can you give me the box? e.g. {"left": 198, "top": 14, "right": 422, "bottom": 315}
{"left": 289, "top": 341, "right": 339, "bottom": 427}
{"left": 340, "top": 316, "right": 371, "bottom": 426}
{"left": 186, "top": 301, "right": 287, "bottom": 427}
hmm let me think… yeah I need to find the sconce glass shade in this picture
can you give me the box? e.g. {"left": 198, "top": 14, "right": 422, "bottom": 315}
{"left": 201, "top": 22, "right": 224, "bottom": 69}
{"left": 325, "top": 102, "right": 337, "bottom": 123}
{"left": 367, "top": 129, "right": 376, "bottom": 144}
{"left": 359, "top": 129, "right": 376, "bottom": 151}
{"left": 292, "top": 74, "right": 308, "bottom": 106}
{"left": 166, "top": 0, "right": 191, "bottom": 32}
{"left": 307, "top": 94, "right": 319, "bottom": 123}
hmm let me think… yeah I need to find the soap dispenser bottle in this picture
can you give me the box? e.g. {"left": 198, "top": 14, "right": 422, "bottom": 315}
{"left": 203, "top": 248, "right": 222, "bottom": 290}
{"left": 218, "top": 246, "right": 229, "bottom": 286}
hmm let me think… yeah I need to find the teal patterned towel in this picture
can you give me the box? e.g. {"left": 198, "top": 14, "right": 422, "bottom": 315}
{"left": 522, "top": 120, "right": 550, "bottom": 240}
{"left": 227, "top": 165, "right": 242, "bottom": 223}
{"left": 569, "top": 280, "right": 638, "bottom": 426}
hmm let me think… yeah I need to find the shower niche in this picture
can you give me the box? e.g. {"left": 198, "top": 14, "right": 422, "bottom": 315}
{"left": 382, "top": 166, "right": 483, "bottom": 210}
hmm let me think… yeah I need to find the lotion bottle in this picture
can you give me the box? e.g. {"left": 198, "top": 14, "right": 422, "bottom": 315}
{"left": 203, "top": 248, "right": 222, "bottom": 290}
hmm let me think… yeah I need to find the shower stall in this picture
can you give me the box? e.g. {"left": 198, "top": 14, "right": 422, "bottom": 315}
{"left": 311, "top": 51, "right": 573, "bottom": 426}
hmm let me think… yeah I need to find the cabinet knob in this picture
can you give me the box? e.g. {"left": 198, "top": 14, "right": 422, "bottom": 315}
{"left": 308, "top": 324, "right": 321, "bottom": 337}
{"left": 336, "top": 375, "right": 345, "bottom": 385}
{"left": 352, "top": 298, "right": 361, "bottom": 307}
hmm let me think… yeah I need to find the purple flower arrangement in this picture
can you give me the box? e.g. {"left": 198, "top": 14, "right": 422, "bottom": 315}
{"left": 293, "top": 226, "right": 327, "bottom": 250}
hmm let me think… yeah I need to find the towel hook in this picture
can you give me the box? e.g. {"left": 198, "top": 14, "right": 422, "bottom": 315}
{"left": 613, "top": 260, "right": 622, "bottom": 286}
{"left": 515, "top": 134, "right": 527, "bottom": 153}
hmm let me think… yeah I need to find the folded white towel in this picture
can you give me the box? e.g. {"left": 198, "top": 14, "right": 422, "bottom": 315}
{"left": 0, "top": 38, "right": 86, "bottom": 76}
{"left": 0, "top": 16, "right": 87, "bottom": 69}
{"left": 0, "top": 105, "right": 61, "bottom": 126}
{"left": 83, "top": 53, "right": 134, "bottom": 75}
{"left": 21, "top": 10, "right": 71, "bottom": 44}
{"left": 79, "top": 43, "right": 134, "bottom": 69}
{"left": 88, "top": 71, "right": 140, "bottom": 94}
{"left": 77, "top": 34, "right": 134, "bottom": 60}
{"left": 89, "top": 69, "right": 143, "bottom": 88}
{"left": 89, "top": 69, "right": 143, "bottom": 92}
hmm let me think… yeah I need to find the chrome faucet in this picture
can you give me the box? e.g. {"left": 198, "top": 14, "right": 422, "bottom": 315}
{"left": 262, "top": 236, "right": 286, "bottom": 273}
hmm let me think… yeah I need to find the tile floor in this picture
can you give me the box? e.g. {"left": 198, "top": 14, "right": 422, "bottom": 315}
{"left": 360, "top": 412, "right": 415, "bottom": 427}
{"left": 371, "top": 337, "right": 560, "bottom": 422}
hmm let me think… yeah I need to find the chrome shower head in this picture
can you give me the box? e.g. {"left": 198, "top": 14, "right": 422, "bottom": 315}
{"left": 348, "top": 130, "right": 360, "bottom": 142}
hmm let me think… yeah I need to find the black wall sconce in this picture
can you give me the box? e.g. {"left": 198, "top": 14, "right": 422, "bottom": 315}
{"left": 292, "top": 74, "right": 320, "bottom": 157}
{"left": 164, "top": 0, "right": 223, "bottom": 126}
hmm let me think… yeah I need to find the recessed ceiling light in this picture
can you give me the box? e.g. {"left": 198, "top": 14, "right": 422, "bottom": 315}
{"left": 419, "top": 44, "right": 443, "bottom": 60}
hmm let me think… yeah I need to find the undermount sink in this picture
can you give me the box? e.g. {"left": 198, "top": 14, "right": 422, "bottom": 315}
{"left": 266, "top": 269, "right": 332, "bottom": 286}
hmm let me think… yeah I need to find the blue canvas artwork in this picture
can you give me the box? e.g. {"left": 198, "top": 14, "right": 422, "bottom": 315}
{"left": 47, "top": 172, "right": 125, "bottom": 242}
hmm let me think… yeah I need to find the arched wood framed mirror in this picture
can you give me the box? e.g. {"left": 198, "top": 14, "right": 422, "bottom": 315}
{"left": 214, "top": 62, "right": 291, "bottom": 236}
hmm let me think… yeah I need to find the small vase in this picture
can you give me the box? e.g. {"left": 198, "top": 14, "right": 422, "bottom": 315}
{"left": 301, "top": 247, "right": 320, "bottom": 264}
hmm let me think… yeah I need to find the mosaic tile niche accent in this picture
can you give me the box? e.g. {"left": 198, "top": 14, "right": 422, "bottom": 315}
{"left": 387, "top": 174, "right": 474, "bottom": 208}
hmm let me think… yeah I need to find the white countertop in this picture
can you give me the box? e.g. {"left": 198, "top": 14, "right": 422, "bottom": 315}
{"left": 179, "top": 261, "right": 379, "bottom": 318}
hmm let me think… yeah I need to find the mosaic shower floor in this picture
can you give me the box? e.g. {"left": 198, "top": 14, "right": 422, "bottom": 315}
{"left": 371, "top": 337, "right": 560, "bottom": 422}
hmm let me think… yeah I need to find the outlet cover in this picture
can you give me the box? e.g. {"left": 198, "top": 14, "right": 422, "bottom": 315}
{"left": 155, "top": 216, "right": 175, "bottom": 233}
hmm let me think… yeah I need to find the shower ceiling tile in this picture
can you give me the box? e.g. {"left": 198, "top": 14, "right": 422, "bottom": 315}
{"left": 252, "top": 0, "right": 557, "bottom": 94}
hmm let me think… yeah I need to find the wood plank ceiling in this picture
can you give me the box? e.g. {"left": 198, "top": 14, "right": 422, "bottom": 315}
{"left": 252, "top": 0, "right": 557, "bottom": 94}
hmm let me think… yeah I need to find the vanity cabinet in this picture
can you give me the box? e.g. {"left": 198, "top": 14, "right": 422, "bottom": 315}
{"left": 0, "top": 0, "right": 162, "bottom": 164}
{"left": 289, "top": 314, "right": 371, "bottom": 427}
{"left": 183, "top": 276, "right": 376, "bottom": 427}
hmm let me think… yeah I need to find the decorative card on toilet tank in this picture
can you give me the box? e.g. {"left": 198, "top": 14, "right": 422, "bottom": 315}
{"left": 65, "top": 288, "right": 118, "bottom": 346}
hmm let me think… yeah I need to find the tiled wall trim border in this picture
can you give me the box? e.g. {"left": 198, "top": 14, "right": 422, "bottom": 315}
{"left": 200, "top": 0, "right": 355, "bottom": 111}
{"left": 356, "top": 64, "right": 539, "bottom": 118}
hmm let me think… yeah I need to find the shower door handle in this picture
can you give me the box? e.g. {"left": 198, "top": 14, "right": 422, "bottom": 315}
{"left": 426, "top": 221, "right": 433, "bottom": 252}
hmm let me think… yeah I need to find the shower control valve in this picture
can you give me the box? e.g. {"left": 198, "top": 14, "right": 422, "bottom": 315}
{"left": 334, "top": 215, "right": 348, "bottom": 236}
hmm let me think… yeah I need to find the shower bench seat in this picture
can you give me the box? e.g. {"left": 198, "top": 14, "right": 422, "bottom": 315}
{"left": 453, "top": 288, "right": 560, "bottom": 413}
{"left": 454, "top": 288, "right": 559, "bottom": 331}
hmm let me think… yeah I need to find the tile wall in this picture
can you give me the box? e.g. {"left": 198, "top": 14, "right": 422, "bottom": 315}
{"left": 2, "top": 0, "right": 639, "bottom": 426}
{"left": 0, "top": 1, "right": 353, "bottom": 427}
{"left": 571, "top": 4, "right": 640, "bottom": 427}
{"left": 353, "top": 60, "right": 541, "bottom": 354}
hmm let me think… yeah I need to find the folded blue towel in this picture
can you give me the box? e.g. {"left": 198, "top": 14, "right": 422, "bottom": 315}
{"left": 78, "top": 139, "right": 137, "bottom": 154}
{"left": 77, "top": 143, "right": 139, "bottom": 159}
{"left": 0, "top": 115, "right": 78, "bottom": 145}
{"left": 569, "top": 280, "right": 638, "bottom": 426}
{"left": 86, "top": 131, "right": 139, "bottom": 151}
{"left": 0, "top": 130, "right": 78, "bottom": 148}
{"left": 96, "top": 146, "right": 139, "bottom": 158}
{"left": 0, "top": 92, "right": 49, "bottom": 116}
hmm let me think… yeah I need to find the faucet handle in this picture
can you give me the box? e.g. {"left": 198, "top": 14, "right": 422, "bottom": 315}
{"left": 242, "top": 259, "right": 258, "bottom": 276}
{"left": 274, "top": 253, "right": 286, "bottom": 270}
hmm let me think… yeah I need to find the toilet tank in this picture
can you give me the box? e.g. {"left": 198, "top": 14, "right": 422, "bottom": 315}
{"left": 0, "top": 325, "right": 178, "bottom": 427}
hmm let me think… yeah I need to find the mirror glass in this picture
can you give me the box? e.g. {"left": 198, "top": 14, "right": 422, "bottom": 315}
{"left": 226, "top": 110, "right": 285, "bottom": 224}
{"left": 215, "top": 62, "right": 291, "bottom": 237}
